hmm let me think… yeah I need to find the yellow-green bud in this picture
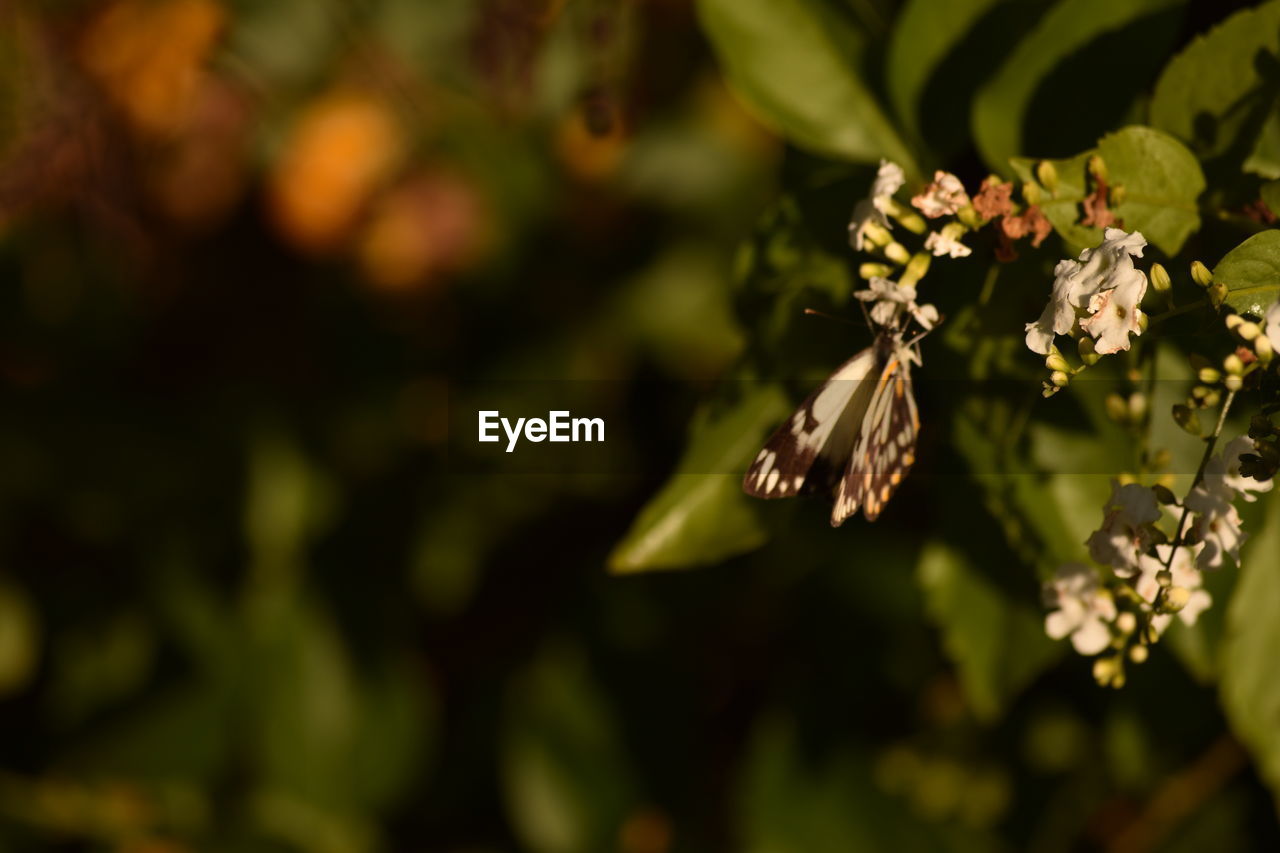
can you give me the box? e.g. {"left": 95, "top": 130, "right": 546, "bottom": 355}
{"left": 1093, "top": 655, "right": 1125, "bottom": 689}
{"left": 1237, "top": 321, "right": 1261, "bottom": 341}
{"left": 1111, "top": 184, "right": 1127, "bottom": 205}
{"left": 898, "top": 252, "right": 933, "bottom": 289}
{"left": 1198, "top": 367, "right": 1222, "bottom": 384}
{"left": 1116, "top": 612, "right": 1137, "bottom": 634}
{"left": 1190, "top": 260, "right": 1214, "bottom": 288}
{"left": 1078, "top": 336, "right": 1100, "bottom": 366}
{"left": 1050, "top": 370, "right": 1070, "bottom": 388}
{"left": 1150, "top": 263, "right": 1171, "bottom": 292}
{"left": 1256, "top": 334, "right": 1274, "bottom": 364}
{"left": 1225, "top": 374, "right": 1244, "bottom": 392}
{"left": 884, "top": 241, "right": 911, "bottom": 266}
{"left": 1163, "top": 586, "right": 1191, "bottom": 613}
{"left": 1129, "top": 644, "right": 1149, "bottom": 664}
{"left": 1046, "top": 349, "right": 1071, "bottom": 373}
{"left": 1137, "top": 310, "right": 1149, "bottom": 333}
{"left": 1226, "top": 314, "right": 1245, "bottom": 332}
{"left": 1208, "top": 280, "right": 1229, "bottom": 309}
{"left": 1022, "top": 182, "right": 1043, "bottom": 206}
{"left": 1087, "top": 155, "right": 1109, "bottom": 184}
{"left": 1128, "top": 393, "right": 1148, "bottom": 422}
{"left": 860, "top": 262, "right": 893, "bottom": 279}
{"left": 1036, "top": 160, "right": 1059, "bottom": 194}
{"left": 1105, "top": 393, "right": 1128, "bottom": 423}
{"left": 1224, "top": 353, "right": 1245, "bottom": 375}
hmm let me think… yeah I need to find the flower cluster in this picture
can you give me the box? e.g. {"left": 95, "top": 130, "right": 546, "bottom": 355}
{"left": 1042, "top": 436, "right": 1272, "bottom": 687}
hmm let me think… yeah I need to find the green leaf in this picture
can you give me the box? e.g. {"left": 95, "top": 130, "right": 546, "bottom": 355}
{"left": 608, "top": 385, "right": 790, "bottom": 573}
{"left": 1150, "top": 1, "right": 1280, "bottom": 163}
{"left": 1212, "top": 229, "right": 1280, "bottom": 316}
{"left": 885, "top": 0, "right": 1009, "bottom": 155}
{"left": 696, "top": 0, "right": 917, "bottom": 172}
{"left": 502, "top": 644, "right": 635, "bottom": 853}
{"left": 973, "top": 0, "right": 1187, "bottom": 173}
{"left": 1245, "top": 99, "right": 1280, "bottom": 180}
{"left": 1262, "top": 180, "right": 1280, "bottom": 217}
{"left": 1011, "top": 126, "right": 1205, "bottom": 255}
{"left": 917, "top": 542, "right": 1062, "bottom": 721}
{"left": 1220, "top": 491, "right": 1280, "bottom": 807}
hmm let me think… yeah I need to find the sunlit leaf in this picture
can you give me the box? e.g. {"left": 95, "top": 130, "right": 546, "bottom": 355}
{"left": 1011, "top": 126, "right": 1205, "bottom": 255}
{"left": 1213, "top": 228, "right": 1280, "bottom": 316}
{"left": 973, "top": 0, "right": 1187, "bottom": 172}
{"left": 1150, "top": 1, "right": 1280, "bottom": 163}
{"left": 696, "top": 0, "right": 917, "bottom": 171}
{"left": 608, "top": 385, "right": 789, "bottom": 573}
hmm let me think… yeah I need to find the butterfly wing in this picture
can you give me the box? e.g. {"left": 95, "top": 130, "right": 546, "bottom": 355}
{"left": 743, "top": 347, "right": 881, "bottom": 499}
{"left": 830, "top": 349, "right": 919, "bottom": 525}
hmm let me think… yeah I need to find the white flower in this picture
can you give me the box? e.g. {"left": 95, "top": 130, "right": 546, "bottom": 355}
{"left": 1134, "top": 544, "right": 1211, "bottom": 633}
{"left": 912, "top": 171, "right": 969, "bottom": 218}
{"left": 1025, "top": 228, "right": 1148, "bottom": 355}
{"left": 849, "top": 160, "right": 905, "bottom": 250}
{"left": 1206, "top": 436, "right": 1274, "bottom": 503}
{"left": 853, "top": 276, "right": 938, "bottom": 331}
{"left": 1085, "top": 481, "right": 1162, "bottom": 574}
{"left": 924, "top": 228, "right": 971, "bottom": 258}
{"left": 1183, "top": 435, "right": 1271, "bottom": 571}
{"left": 1044, "top": 564, "right": 1117, "bottom": 655}
{"left": 1264, "top": 302, "right": 1280, "bottom": 351}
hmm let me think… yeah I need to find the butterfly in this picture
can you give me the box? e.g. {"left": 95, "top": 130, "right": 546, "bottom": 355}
{"left": 742, "top": 326, "right": 923, "bottom": 526}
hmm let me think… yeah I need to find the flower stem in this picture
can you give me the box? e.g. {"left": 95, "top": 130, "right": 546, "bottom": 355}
{"left": 1147, "top": 298, "right": 1210, "bottom": 328}
{"left": 1164, "top": 389, "right": 1237, "bottom": 570}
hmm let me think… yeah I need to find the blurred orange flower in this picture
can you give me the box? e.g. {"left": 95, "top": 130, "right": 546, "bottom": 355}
{"left": 78, "top": 0, "right": 225, "bottom": 137}
{"left": 267, "top": 90, "right": 404, "bottom": 254}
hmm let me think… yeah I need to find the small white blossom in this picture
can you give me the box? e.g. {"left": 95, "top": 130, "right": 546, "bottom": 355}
{"left": 1085, "top": 481, "right": 1162, "bottom": 574}
{"left": 911, "top": 171, "right": 969, "bottom": 218}
{"left": 1025, "top": 228, "right": 1148, "bottom": 355}
{"left": 854, "top": 276, "right": 938, "bottom": 330}
{"left": 849, "top": 160, "right": 905, "bottom": 251}
{"left": 1044, "top": 563, "right": 1117, "bottom": 655}
{"left": 1265, "top": 302, "right": 1280, "bottom": 351}
{"left": 1134, "top": 544, "right": 1212, "bottom": 633}
{"left": 924, "top": 228, "right": 971, "bottom": 258}
{"left": 1183, "top": 435, "right": 1272, "bottom": 571}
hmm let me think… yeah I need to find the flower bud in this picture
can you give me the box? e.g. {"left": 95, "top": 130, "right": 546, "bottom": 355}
{"left": 1087, "top": 155, "right": 1109, "bottom": 185}
{"left": 884, "top": 241, "right": 911, "bottom": 265}
{"left": 1136, "top": 310, "right": 1149, "bottom": 333}
{"left": 899, "top": 252, "right": 932, "bottom": 289}
{"left": 1225, "top": 314, "right": 1245, "bottom": 332}
{"left": 1198, "top": 367, "right": 1222, "bottom": 384}
{"left": 1045, "top": 348, "right": 1071, "bottom": 373}
{"left": 1093, "top": 655, "right": 1124, "bottom": 688}
{"left": 1237, "top": 321, "right": 1261, "bottom": 341}
{"left": 1049, "top": 370, "right": 1070, "bottom": 388}
{"left": 1036, "top": 160, "right": 1059, "bottom": 194}
{"left": 1022, "top": 182, "right": 1043, "bottom": 206}
{"left": 1128, "top": 393, "right": 1148, "bottom": 422}
{"left": 1256, "top": 334, "right": 1274, "bottom": 364}
{"left": 1190, "top": 260, "right": 1214, "bottom": 288}
{"left": 887, "top": 201, "right": 927, "bottom": 234}
{"left": 1163, "top": 586, "right": 1191, "bottom": 613}
{"left": 1116, "top": 612, "right": 1137, "bottom": 634}
{"left": 1225, "top": 374, "right": 1244, "bottom": 392}
{"left": 860, "top": 262, "right": 893, "bottom": 279}
{"left": 1105, "top": 393, "right": 1128, "bottom": 423}
{"left": 1208, "top": 280, "right": 1229, "bottom": 309}
{"left": 1129, "top": 644, "right": 1149, "bottom": 664}
{"left": 1224, "top": 353, "right": 1245, "bottom": 375}
{"left": 1149, "top": 263, "right": 1171, "bottom": 292}
{"left": 1110, "top": 184, "right": 1127, "bottom": 205}
{"left": 1072, "top": 338, "right": 1097, "bottom": 368}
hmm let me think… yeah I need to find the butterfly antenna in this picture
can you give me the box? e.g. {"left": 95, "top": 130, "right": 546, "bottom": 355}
{"left": 803, "top": 308, "right": 863, "bottom": 328}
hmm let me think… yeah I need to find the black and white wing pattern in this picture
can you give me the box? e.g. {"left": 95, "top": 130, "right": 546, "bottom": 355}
{"left": 830, "top": 345, "right": 920, "bottom": 525}
{"left": 742, "top": 347, "right": 882, "bottom": 500}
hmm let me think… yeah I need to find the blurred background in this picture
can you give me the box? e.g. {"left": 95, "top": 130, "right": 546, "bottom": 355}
{"left": 1, "top": 0, "right": 1278, "bottom": 850}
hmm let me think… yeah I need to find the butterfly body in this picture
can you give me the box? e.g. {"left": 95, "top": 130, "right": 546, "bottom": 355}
{"left": 743, "top": 330, "right": 921, "bottom": 525}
